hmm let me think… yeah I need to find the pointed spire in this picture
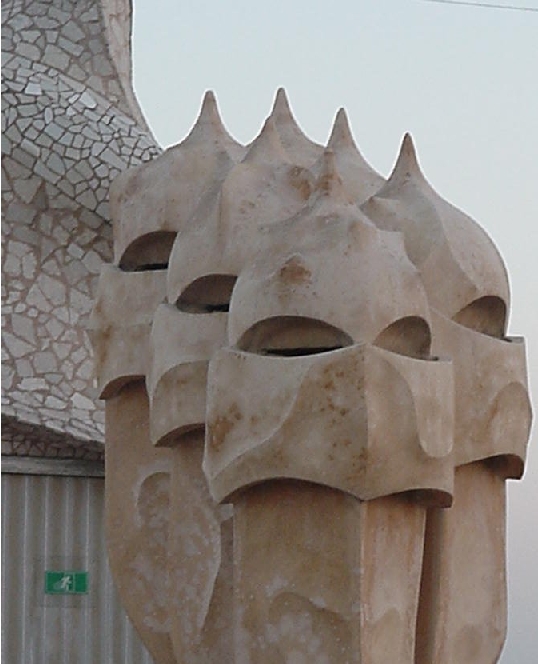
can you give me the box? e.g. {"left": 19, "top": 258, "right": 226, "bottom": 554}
{"left": 327, "top": 108, "right": 358, "bottom": 152}
{"left": 271, "top": 87, "right": 294, "bottom": 122}
{"left": 268, "top": 88, "right": 323, "bottom": 168}
{"left": 190, "top": 90, "right": 225, "bottom": 135}
{"left": 181, "top": 90, "right": 244, "bottom": 159}
{"left": 243, "top": 116, "right": 290, "bottom": 166}
{"left": 269, "top": 88, "right": 303, "bottom": 136}
{"left": 200, "top": 90, "right": 221, "bottom": 121}
{"left": 323, "top": 108, "right": 385, "bottom": 204}
{"left": 388, "top": 132, "right": 424, "bottom": 183}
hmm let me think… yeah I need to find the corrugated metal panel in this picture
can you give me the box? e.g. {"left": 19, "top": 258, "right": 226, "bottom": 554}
{"left": 1, "top": 472, "right": 154, "bottom": 664}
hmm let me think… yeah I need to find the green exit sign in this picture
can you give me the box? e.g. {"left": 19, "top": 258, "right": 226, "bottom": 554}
{"left": 44, "top": 571, "right": 88, "bottom": 595}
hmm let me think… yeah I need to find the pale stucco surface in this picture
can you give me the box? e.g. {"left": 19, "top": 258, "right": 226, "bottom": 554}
{"left": 91, "top": 91, "right": 531, "bottom": 663}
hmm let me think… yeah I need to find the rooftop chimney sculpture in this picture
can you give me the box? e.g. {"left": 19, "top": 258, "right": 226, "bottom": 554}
{"left": 90, "top": 89, "right": 532, "bottom": 663}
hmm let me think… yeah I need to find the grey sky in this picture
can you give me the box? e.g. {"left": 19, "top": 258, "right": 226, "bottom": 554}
{"left": 131, "top": 1, "right": 537, "bottom": 660}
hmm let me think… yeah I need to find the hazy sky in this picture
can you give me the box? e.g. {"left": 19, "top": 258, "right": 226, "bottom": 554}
{"left": 131, "top": 1, "right": 537, "bottom": 660}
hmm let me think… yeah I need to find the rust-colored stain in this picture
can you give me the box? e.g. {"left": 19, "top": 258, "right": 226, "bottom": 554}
{"left": 92, "top": 299, "right": 103, "bottom": 317}
{"left": 345, "top": 447, "right": 368, "bottom": 481}
{"left": 123, "top": 171, "right": 141, "bottom": 199}
{"left": 279, "top": 256, "right": 311, "bottom": 285}
{"left": 288, "top": 166, "right": 312, "bottom": 200}
{"left": 97, "top": 325, "right": 112, "bottom": 343}
{"left": 209, "top": 403, "right": 242, "bottom": 449}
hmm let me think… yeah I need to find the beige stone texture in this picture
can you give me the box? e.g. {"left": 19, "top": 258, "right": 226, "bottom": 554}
{"left": 205, "top": 345, "right": 453, "bottom": 506}
{"left": 431, "top": 311, "right": 531, "bottom": 475}
{"left": 106, "top": 385, "right": 233, "bottom": 664}
{"left": 91, "top": 89, "right": 532, "bottom": 663}
{"left": 167, "top": 432, "right": 233, "bottom": 663}
{"left": 227, "top": 151, "right": 431, "bottom": 352}
{"left": 147, "top": 304, "right": 228, "bottom": 446}
{"left": 362, "top": 135, "right": 510, "bottom": 320}
{"left": 233, "top": 482, "right": 425, "bottom": 664}
{"left": 416, "top": 463, "right": 507, "bottom": 664}
{"left": 110, "top": 91, "right": 244, "bottom": 270}
{"left": 105, "top": 382, "right": 176, "bottom": 664}
{"left": 89, "top": 265, "right": 167, "bottom": 398}
{"left": 360, "top": 134, "right": 531, "bottom": 664}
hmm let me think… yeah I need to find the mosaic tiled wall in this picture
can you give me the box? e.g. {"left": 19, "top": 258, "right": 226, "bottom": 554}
{"left": 2, "top": 0, "right": 161, "bottom": 453}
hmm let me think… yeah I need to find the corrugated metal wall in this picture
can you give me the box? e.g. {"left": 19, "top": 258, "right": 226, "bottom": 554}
{"left": 1, "top": 472, "right": 155, "bottom": 664}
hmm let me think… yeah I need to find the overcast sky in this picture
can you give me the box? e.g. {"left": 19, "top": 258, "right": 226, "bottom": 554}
{"left": 131, "top": 1, "right": 537, "bottom": 660}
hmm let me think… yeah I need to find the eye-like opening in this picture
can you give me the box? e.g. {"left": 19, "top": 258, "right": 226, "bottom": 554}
{"left": 156, "top": 424, "right": 205, "bottom": 448}
{"left": 237, "top": 316, "right": 353, "bottom": 356}
{"left": 452, "top": 296, "right": 506, "bottom": 338}
{"left": 176, "top": 274, "right": 237, "bottom": 313}
{"left": 119, "top": 231, "right": 176, "bottom": 272}
{"left": 373, "top": 316, "right": 431, "bottom": 359}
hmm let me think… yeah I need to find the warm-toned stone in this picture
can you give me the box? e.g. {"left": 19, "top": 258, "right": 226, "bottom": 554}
{"left": 204, "top": 344, "right": 453, "bottom": 506}
{"left": 167, "top": 431, "right": 233, "bottom": 663}
{"left": 431, "top": 311, "right": 530, "bottom": 475}
{"left": 91, "top": 89, "right": 532, "bottom": 663}
{"left": 416, "top": 463, "right": 507, "bottom": 664}
{"left": 233, "top": 482, "right": 425, "bottom": 664}
{"left": 362, "top": 135, "right": 510, "bottom": 320}
{"left": 89, "top": 265, "right": 167, "bottom": 398}
{"left": 147, "top": 304, "right": 228, "bottom": 446}
{"left": 105, "top": 381, "right": 176, "bottom": 664}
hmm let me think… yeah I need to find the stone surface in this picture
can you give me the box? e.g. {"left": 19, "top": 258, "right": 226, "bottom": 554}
{"left": 416, "top": 463, "right": 507, "bottom": 663}
{"left": 233, "top": 483, "right": 426, "bottom": 664}
{"left": 91, "top": 90, "right": 532, "bottom": 662}
{"left": 105, "top": 381, "right": 176, "bottom": 664}
{"left": 204, "top": 344, "right": 453, "bottom": 506}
